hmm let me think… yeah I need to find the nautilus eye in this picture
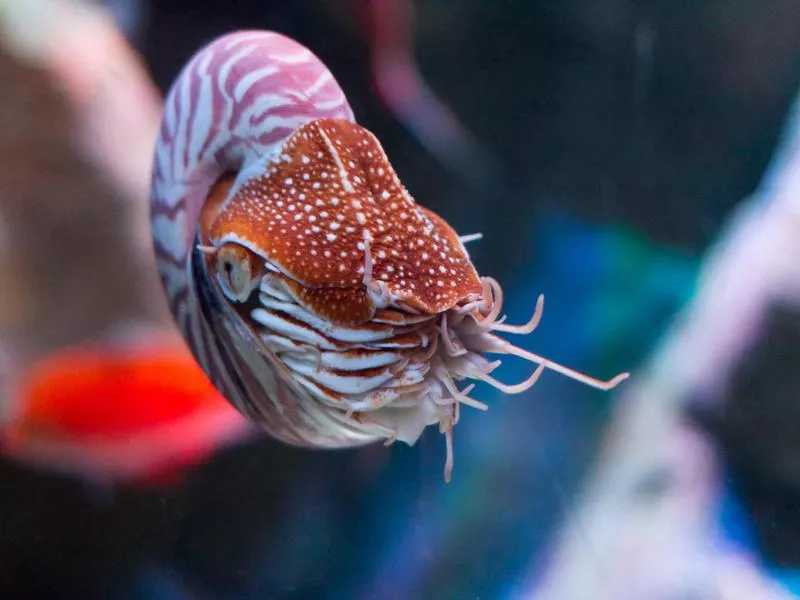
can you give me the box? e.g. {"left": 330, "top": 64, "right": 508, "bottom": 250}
{"left": 150, "top": 31, "right": 628, "bottom": 482}
{"left": 214, "top": 243, "right": 264, "bottom": 304}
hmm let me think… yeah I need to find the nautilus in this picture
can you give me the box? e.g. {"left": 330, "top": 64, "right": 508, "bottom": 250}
{"left": 150, "top": 31, "right": 628, "bottom": 480}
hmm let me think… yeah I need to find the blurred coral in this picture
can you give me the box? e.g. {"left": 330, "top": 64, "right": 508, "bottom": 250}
{"left": 0, "top": 0, "right": 165, "bottom": 369}
{"left": 524, "top": 93, "right": 800, "bottom": 600}
{"left": 1, "top": 332, "right": 250, "bottom": 485}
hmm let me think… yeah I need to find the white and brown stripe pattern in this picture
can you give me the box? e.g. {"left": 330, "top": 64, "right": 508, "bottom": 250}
{"left": 151, "top": 32, "right": 361, "bottom": 447}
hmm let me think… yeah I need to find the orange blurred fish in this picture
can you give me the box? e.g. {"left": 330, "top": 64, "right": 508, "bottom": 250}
{"left": 1, "top": 334, "right": 253, "bottom": 487}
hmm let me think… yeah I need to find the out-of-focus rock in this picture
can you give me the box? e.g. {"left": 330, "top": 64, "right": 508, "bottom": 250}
{"left": 0, "top": 0, "right": 167, "bottom": 392}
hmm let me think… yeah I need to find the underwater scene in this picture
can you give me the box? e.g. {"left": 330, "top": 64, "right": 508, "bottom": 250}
{"left": 1, "top": 1, "right": 800, "bottom": 599}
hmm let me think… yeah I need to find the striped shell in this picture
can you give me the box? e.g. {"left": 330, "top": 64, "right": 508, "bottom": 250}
{"left": 150, "top": 31, "right": 627, "bottom": 480}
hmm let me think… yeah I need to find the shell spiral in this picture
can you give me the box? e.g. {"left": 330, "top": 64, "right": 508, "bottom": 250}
{"left": 150, "top": 31, "right": 363, "bottom": 447}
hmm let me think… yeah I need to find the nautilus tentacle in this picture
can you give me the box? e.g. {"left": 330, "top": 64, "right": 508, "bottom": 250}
{"left": 151, "top": 31, "right": 628, "bottom": 481}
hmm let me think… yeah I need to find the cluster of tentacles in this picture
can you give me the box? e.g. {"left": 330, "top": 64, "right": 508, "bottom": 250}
{"left": 247, "top": 250, "right": 611, "bottom": 481}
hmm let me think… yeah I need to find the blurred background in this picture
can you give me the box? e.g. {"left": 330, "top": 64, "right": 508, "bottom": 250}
{"left": 1, "top": 0, "right": 800, "bottom": 598}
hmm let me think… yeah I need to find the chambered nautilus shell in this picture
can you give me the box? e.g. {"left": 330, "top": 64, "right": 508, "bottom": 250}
{"left": 150, "top": 31, "right": 628, "bottom": 480}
